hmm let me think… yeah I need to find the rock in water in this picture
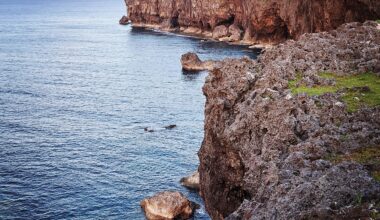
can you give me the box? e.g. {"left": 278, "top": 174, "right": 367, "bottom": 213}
{"left": 180, "top": 171, "right": 200, "bottom": 190}
{"left": 164, "top": 124, "right": 177, "bottom": 129}
{"left": 180, "top": 52, "right": 203, "bottom": 71}
{"left": 144, "top": 127, "right": 154, "bottom": 132}
{"left": 180, "top": 52, "right": 216, "bottom": 71}
{"left": 119, "top": 15, "right": 129, "bottom": 25}
{"left": 140, "top": 191, "right": 196, "bottom": 220}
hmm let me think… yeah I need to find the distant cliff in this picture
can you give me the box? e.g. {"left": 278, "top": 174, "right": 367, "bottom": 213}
{"left": 124, "top": 0, "right": 380, "bottom": 43}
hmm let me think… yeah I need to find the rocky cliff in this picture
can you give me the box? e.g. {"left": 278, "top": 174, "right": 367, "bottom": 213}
{"left": 125, "top": 0, "right": 380, "bottom": 43}
{"left": 199, "top": 21, "right": 380, "bottom": 219}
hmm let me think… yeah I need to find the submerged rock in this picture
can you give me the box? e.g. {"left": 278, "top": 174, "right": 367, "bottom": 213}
{"left": 119, "top": 15, "right": 130, "bottom": 25}
{"left": 144, "top": 127, "right": 154, "bottom": 132}
{"left": 144, "top": 125, "right": 177, "bottom": 132}
{"left": 140, "top": 191, "right": 196, "bottom": 220}
{"left": 180, "top": 52, "right": 216, "bottom": 71}
{"left": 180, "top": 171, "right": 200, "bottom": 190}
{"left": 164, "top": 124, "right": 177, "bottom": 129}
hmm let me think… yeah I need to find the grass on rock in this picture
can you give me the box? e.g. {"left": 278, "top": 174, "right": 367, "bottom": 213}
{"left": 289, "top": 72, "right": 380, "bottom": 112}
{"left": 325, "top": 146, "right": 380, "bottom": 182}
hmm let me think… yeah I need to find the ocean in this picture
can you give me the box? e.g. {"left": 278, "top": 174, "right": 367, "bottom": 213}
{"left": 0, "top": 0, "right": 259, "bottom": 219}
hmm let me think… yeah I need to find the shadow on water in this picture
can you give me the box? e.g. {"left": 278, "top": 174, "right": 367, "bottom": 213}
{"left": 130, "top": 26, "right": 204, "bottom": 42}
{"left": 198, "top": 41, "right": 262, "bottom": 59}
{"left": 130, "top": 26, "right": 262, "bottom": 60}
{"left": 181, "top": 71, "right": 207, "bottom": 81}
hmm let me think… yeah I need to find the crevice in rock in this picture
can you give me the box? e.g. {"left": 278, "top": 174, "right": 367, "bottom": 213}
{"left": 218, "top": 15, "right": 235, "bottom": 27}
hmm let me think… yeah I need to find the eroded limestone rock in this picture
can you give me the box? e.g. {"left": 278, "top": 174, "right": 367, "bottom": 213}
{"left": 212, "top": 25, "right": 228, "bottom": 39}
{"left": 180, "top": 52, "right": 217, "bottom": 71}
{"left": 140, "top": 191, "right": 196, "bottom": 220}
{"left": 125, "top": 0, "right": 380, "bottom": 43}
{"left": 199, "top": 22, "right": 380, "bottom": 219}
{"left": 119, "top": 15, "right": 129, "bottom": 25}
{"left": 180, "top": 171, "right": 200, "bottom": 190}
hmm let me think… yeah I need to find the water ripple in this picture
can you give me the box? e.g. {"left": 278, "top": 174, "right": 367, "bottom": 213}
{"left": 0, "top": 0, "right": 259, "bottom": 219}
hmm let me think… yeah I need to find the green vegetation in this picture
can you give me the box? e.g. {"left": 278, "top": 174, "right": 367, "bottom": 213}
{"left": 373, "top": 171, "right": 380, "bottom": 182}
{"left": 354, "top": 193, "right": 363, "bottom": 205}
{"left": 289, "top": 72, "right": 380, "bottom": 112}
{"left": 325, "top": 146, "right": 380, "bottom": 182}
{"left": 376, "top": 20, "right": 380, "bottom": 24}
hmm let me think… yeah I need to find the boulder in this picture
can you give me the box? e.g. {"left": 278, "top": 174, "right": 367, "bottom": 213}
{"left": 228, "top": 25, "right": 242, "bottom": 41}
{"left": 212, "top": 25, "right": 228, "bottom": 39}
{"left": 140, "top": 191, "right": 196, "bottom": 220}
{"left": 180, "top": 171, "right": 200, "bottom": 190}
{"left": 180, "top": 52, "right": 216, "bottom": 71}
{"left": 119, "top": 15, "right": 130, "bottom": 25}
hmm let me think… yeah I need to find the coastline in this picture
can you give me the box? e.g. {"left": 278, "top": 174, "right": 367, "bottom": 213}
{"left": 132, "top": 20, "right": 380, "bottom": 219}
{"left": 199, "top": 21, "right": 380, "bottom": 219}
{"left": 123, "top": 1, "right": 380, "bottom": 218}
{"left": 128, "top": 22, "right": 274, "bottom": 50}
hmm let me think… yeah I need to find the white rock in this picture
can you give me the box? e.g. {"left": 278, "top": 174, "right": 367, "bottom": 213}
{"left": 285, "top": 93, "right": 293, "bottom": 100}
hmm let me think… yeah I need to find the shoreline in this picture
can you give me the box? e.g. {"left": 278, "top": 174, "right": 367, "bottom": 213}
{"left": 129, "top": 22, "right": 274, "bottom": 50}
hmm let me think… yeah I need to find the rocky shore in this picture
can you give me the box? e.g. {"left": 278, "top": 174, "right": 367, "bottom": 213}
{"left": 123, "top": 0, "right": 380, "bottom": 45}
{"left": 199, "top": 21, "right": 380, "bottom": 219}
{"left": 125, "top": 1, "right": 380, "bottom": 218}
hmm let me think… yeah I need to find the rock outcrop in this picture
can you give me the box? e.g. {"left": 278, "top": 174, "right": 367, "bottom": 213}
{"left": 180, "top": 171, "right": 200, "bottom": 190}
{"left": 124, "top": 0, "right": 380, "bottom": 43}
{"left": 140, "top": 191, "right": 197, "bottom": 219}
{"left": 119, "top": 15, "right": 130, "bottom": 25}
{"left": 199, "top": 21, "right": 380, "bottom": 219}
{"left": 181, "top": 52, "right": 217, "bottom": 72}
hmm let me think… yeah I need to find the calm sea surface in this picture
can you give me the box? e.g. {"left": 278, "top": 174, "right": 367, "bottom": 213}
{"left": 0, "top": 0, "right": 259, "bottom": 219}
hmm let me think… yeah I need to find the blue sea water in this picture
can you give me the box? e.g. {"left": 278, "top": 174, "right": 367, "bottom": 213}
{"left": 0, "top": 0, "right": 259, "bottom": 219}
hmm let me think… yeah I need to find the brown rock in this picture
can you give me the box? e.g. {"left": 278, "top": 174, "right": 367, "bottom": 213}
{"left": 212, "top": 25, "right": 228, "bottom": 39}
{"left": 119, "top": 15, "right": 129, "bottom": 25}
{"left": 180, "top": 52, "right": 217, "bottom": 71}
{"left": 180, "top": 171, "right": 200, "bottom": 190}
{"left": 228, "top": 25, "right": 242, "bottom": 42}
{"left": 199, "top": 22, "right": 380, "bottom": 219}
{"left": 140, "top": 191, "right": 196, "bottom": 220}
{"left": 125, "top": 0, "right": 380, "bottom": 43}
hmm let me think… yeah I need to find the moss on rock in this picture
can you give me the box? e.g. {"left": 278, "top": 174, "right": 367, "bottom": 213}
{"left": 325, "top": 146, "right": 380, "bottom": 182}
{"left": 289, "top": 72, "right": 380, "bottom": 112}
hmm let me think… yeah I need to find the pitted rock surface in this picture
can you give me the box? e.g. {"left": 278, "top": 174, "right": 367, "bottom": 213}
{"left": 125, "top": 0, "right": 380, "bottom": 43}
{"left": 199, "top": 22, "right": 380, "bottom": 219}
{"left": 140, "top": 191, "right": 196, "bottom": 219}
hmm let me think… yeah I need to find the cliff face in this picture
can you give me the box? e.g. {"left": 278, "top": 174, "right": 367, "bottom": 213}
{"left": 199, "top": 21, "right": 380, "bottom": 219}
{"left": 125, "top": 0, "right": 380, "bottom": 43}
